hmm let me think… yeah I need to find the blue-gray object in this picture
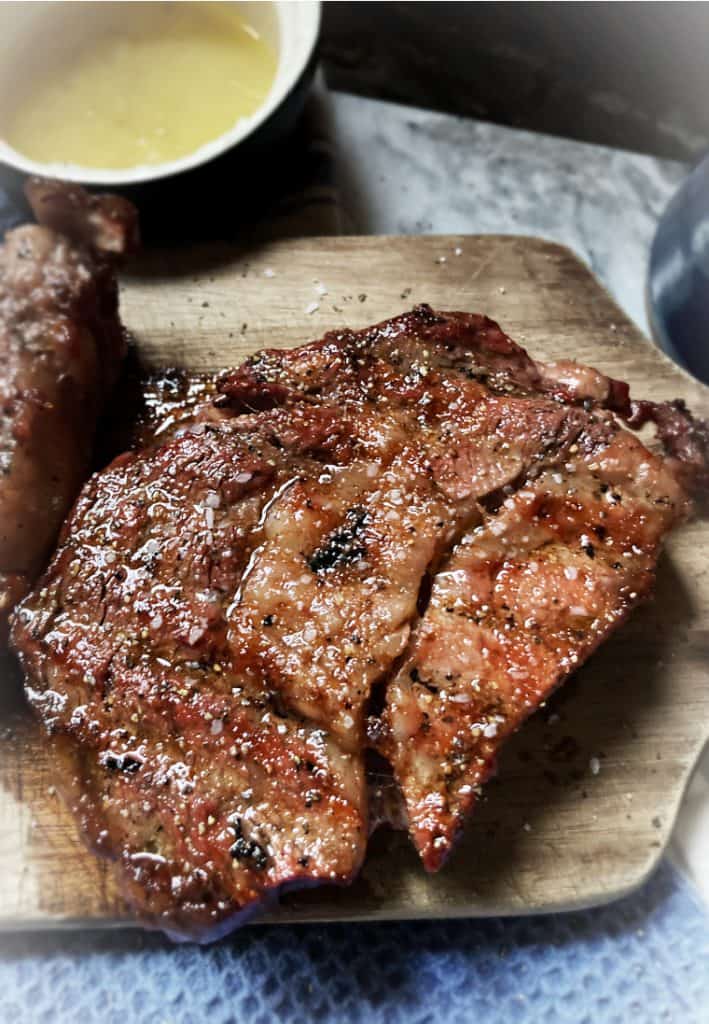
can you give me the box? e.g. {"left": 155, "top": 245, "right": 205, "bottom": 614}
{"left": 649, "top": 151, "right": 709, "bottom": 383}
{"left": 0, "top": 860, "right": 707, "bottom": 1024}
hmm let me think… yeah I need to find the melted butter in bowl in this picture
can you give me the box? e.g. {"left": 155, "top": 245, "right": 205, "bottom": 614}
{"left": 4, "top": 3, "right": 277, "bottom": 170}
{"left": 0, "top": 1, "right": 320, "bottom": 185}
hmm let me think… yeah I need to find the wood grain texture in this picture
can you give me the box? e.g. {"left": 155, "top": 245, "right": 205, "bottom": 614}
{"left": 1, "top": 234, "right": 708, "bottom": 931}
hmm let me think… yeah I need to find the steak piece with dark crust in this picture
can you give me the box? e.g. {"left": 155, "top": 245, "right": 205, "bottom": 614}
{"left": 0, "top": 177, "right": 138, "bottom": 642}
{"left": 12, "top": 305, "right": 707, "bottom": 938}
{"left": 379, "top": 425, "right": 691, "bottom": 869}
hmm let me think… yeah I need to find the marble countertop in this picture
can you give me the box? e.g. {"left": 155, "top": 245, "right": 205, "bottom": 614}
{"left": 325, "top": 88, "right": 708, "bottom": 903}
{"left": 326, "top": 90, "right": 687, "bottom": 335}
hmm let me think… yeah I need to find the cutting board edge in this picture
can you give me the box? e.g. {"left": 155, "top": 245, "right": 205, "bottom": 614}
{"left": 2, "top": 761, "right": 692, "bottom": 933}
{"left": 295, "top": 233, "right": 709, "bottom": 401}
{"left": 0, "top": 860, "right": 661, "bottom": 933}
{"left": 123, "top": 232, "right": 709, "bottom": 407}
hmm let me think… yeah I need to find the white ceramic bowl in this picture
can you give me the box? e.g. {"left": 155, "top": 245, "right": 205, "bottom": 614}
{"left": 0, "top": 0, "right": 320, "bottom": 186}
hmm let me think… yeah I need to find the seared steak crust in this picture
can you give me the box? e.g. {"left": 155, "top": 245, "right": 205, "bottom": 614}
{"left": 16, "top": 422, "right": 371, "bottom": 938}
{"left": 380, "top": 428, "right": 689, "bottom": 868}
{"left": 0, "top": 178, "right": 137, "bottom": 641}
{"left": 13, "top": 305, "right": 706, "bottom": 938}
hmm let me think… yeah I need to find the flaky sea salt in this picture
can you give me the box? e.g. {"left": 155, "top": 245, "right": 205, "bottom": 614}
{"left": 188, "top": 624, "right": 205, "bottom": 645}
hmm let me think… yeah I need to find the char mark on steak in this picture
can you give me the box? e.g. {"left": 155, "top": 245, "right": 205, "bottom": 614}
{"left": 12, "top": 304, "right": 708, "bottom": 938}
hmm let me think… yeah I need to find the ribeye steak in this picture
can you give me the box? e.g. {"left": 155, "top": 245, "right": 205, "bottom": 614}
{"left": 12, "top": 306, "right": 707, "bottom": 938}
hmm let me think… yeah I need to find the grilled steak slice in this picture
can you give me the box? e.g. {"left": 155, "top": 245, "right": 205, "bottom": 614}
{"left": 14, "top": 390, "right": 479, "bottom": 937}
{"left": 13, "top": 305, "right": 707, "bottom": 936}
{"left": 14, "top": 420, "right": 371, "bottom": 938}
{"left": 222, "top": 306, "right": 707, "bottom": 868}
{"left": 379, "top": 429, "right": 691, "bottom": 869}
{"left": 0, "top": 178, "right": 138, "bottom": 642}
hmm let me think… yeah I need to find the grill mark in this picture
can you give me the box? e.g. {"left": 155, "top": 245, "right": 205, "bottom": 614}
{"left": 227, "top": 815, "right": 269, "bottom": 870}
{"left": 102, "top": 752, "right": 142, "bottom": 774}
{"left": 308, "top": 506, "right": 369, "bottom": 574}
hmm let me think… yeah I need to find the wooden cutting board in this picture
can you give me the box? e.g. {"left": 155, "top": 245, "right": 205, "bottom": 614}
{"left": 1, "top": 235, "right": 708, "bottom": 932}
